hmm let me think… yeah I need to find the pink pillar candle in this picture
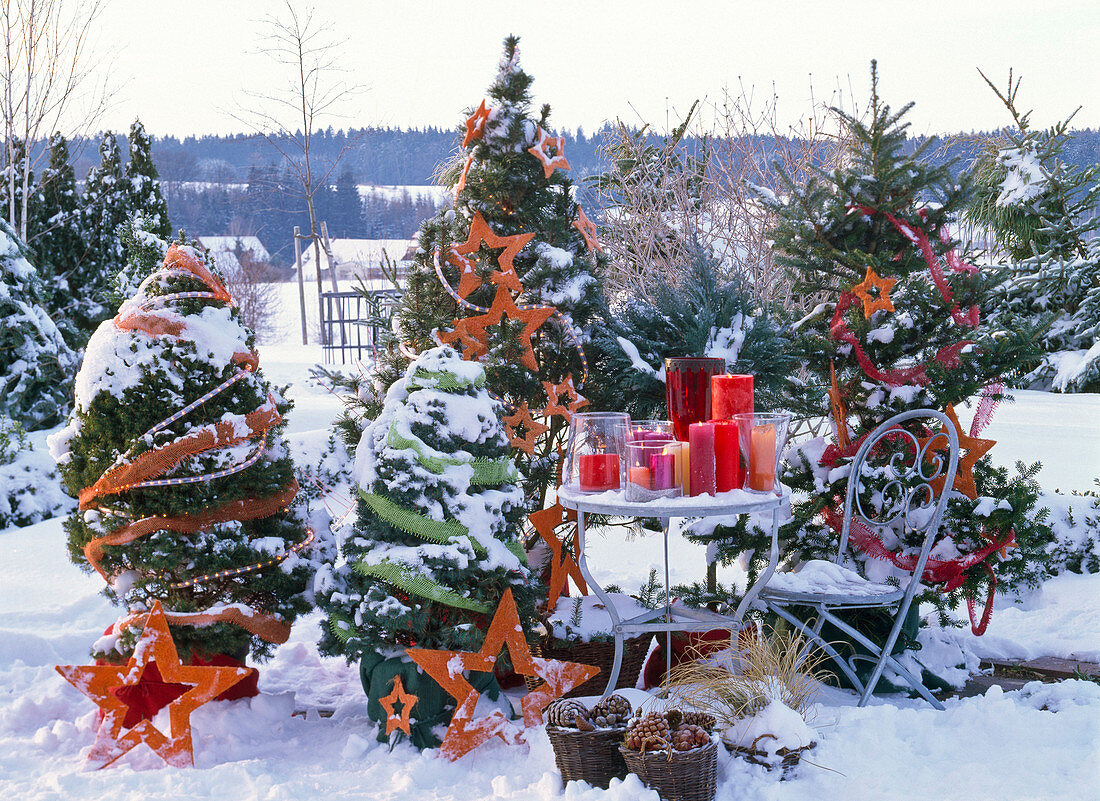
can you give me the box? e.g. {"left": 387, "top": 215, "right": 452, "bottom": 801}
{"left": 650, "top": 453, "right": 675, "bottom": 490}
{"left": 578, "top": 453, "right": 621, "bottom": 492}
{"left": 712, "top": 374, "right": 754, "bottom": 420}
{"left": 713, "top": 420, "right": 742, "bottom": 492}
{"left": 688, "top": 422, "right": 716, "bottom": 496}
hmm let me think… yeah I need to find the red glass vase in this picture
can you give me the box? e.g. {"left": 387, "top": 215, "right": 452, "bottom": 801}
{"left": 664, "top": 357, "right": 725, "bottom": 441}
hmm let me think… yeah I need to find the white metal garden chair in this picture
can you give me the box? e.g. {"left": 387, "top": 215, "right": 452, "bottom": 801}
{"left": 758, "top": 408, "right": 960, "bottom": 710}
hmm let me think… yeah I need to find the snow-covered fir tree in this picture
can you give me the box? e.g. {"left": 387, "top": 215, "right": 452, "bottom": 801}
{"left": 79, "top": 132, "right": 132, "bottom": 324}
{"left": 0, "top": 218, "right": 76, "bottom": 430}
{"left": 52, "top": 241, "right": 331, "bottom": 662}
{"left": 125, "top": 120, "right": 172, "bottom": 240}
{"left": 737, "top": 65, "right": 1055, "bottom": 649}
{"left": 0, "top": 415, "right": 73, "bottom": 528}
{"left": 967, "top": 72, "right": 1100, "bottom": 392}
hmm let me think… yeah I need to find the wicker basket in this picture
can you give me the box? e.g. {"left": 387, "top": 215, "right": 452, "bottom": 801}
{"left": 618, "top": 739, "right": 719, "bottom": 801}
{"left": 546, "top": 726, "right": 629, "bottom": 789}
{"left": 527, "top": 634, "right": 651, "bottom": 698}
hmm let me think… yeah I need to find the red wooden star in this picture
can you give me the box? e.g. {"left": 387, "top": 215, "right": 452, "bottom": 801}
{"left": 828, "top": 360, "right": 851, "bottom": 450}
{"left": 463, "top": 99, "right": 491, "bottom": 147}
{"left": 437, "top": 317, "right": 489, "bottom": 362}
{"left": 462, "top": 287, "right": 554, "bottom": 372}
{"left": 452, "top": 213, "right": 534, "bottom": 298}
{"left": 455, "top": 155, "right": 474, "bottom": 196}
{"left": 527, "top": 126, "right": 571, "bottom": 179}
{"left": 379, "top": 675, "right": 418, "bottom": 736}
{"left": 406, "top": 588, "right": 599, "bottom": 761}
{"left": 851, "top": 266, "right": 897, "bottom": 319}
{"left": 541, "top": 375, "right": 588, "bottom": 421}
{"left": 503, "top": 401, "right": 550, "bottom": 455}
{"left": 55, "top": 602, "right": 251, "bottom": 769}
{"left": 443, "top": 247, "right": 483, "bottom": 301}
{"left": 919, "top": 404, "right": 997, "bottom": 501}
{"left": 572, "top": 207, "right": 601, "bottom": 252}
{"left": 529, "top": 503, "right": 587, "bottom": 611}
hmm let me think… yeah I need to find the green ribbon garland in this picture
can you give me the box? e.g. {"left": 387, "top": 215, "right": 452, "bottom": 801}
{"left": 359, "top": 490, "right": 487, "bottom": 557}
{"left": 405, "top": 366, "right": 485, "bottom": 392}
{"left": 353, "top": 560, "right": 493, "bottom": 613}
{"left": 385, "top": 426, "right": 517, "bottom": 486}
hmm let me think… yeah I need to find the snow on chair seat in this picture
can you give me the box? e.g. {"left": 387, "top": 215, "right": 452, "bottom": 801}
{"left": 759, "top": 559, "right": 905, "bottom": 605}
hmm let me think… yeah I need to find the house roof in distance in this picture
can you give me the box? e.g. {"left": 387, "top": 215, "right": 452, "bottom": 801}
{"left": 198, "top": 236, "right": 271, "bottom": 261}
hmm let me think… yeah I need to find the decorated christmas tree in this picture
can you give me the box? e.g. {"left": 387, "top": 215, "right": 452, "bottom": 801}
{"left": 316, "top": 346, "right": 535, "bottom": 745}
{"left": 52, "top": 242, "right": 327, "bottom": 663}
{"left": 967, "top": 72, "right": 1100, "bottom": 392}
{"left": 386, "top": 35, "right": 605, "bottom": 508}
{"left": 0, "top": 218, "right": 77, "bottom": 430}
{"left": 741, "top": 64, "right": 1054, "bottom": 645}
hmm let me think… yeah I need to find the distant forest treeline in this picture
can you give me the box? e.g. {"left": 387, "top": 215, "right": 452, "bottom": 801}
{"left": 55, "top": 124, "right": 1100, "bottom": 265}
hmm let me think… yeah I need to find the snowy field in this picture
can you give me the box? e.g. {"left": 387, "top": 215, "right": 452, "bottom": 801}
{"left": 2, "top": 283, "right": 1098, "bottom": 800}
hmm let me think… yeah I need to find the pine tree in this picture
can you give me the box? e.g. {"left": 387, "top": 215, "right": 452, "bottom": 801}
{"left": 80, "top": 132, "right": 132, "bottom": 327}
{"left": 0, "top": 218, "right": 77, "bottom": 430}
{"left": 748, "top": 64, "right": 1054, "bottom": 639}
{"left": 53, "top": 241, "right": 328, "bottom": 662}
{"left": 390, "top": 36, "right": 606, "bottom": 510}
{"left": 967, "top": 72, "right": 1100, "bottom": 392}
{"left": 125, "top": 119, "right": 172, "bottom": 240}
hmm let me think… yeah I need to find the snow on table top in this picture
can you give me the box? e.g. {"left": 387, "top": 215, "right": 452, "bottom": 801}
{"left": 557, "top": 485, "right": 788, "bottom": 517}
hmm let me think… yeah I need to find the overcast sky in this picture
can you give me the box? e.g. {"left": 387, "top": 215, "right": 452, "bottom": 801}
{"left": 93, "top": 0, "right": 1099, "bottom": 139}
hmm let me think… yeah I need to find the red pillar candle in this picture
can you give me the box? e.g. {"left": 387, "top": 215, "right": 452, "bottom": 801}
{"left": 665, "top": 358, "right": 726, "bottom": 441}
{"left": 748, "top": 424, "right": 777, "bottom": 492}
{"left": 688, "top": 422, "right": 716, "bottom": 496}
{"left": 578, "top": 453, "right": 620, "bottom": 492}
{"left": 713, "top": 420, "right": 742, "bottom": 492}
{"left": 711, "top": 374, "right": 754, "bottom": 421}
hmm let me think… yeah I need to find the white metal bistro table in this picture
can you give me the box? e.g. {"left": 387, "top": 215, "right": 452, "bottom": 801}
{"left": 557, "top": 484, "right": 791, "bottom": 698}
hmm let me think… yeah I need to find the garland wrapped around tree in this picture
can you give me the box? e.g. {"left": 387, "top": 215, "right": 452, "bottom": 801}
{"left": 697, "top": 65, "right": 1053, "bottom": 651}
{"left": 52, "top": 242, "right": 328, "bottom": 663}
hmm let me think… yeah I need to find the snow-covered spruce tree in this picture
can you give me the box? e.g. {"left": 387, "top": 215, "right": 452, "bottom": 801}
{"left": 967, "top": 72, "right": 1100, "bottom": 392}
{"left": 740, "top": 66, "right": 1054, "bottom": 646}
{"left": 587, "top": 242, "right": 796, "bottom": 420}
{"left": 386, "top": 36, "right": 605, "bottom": 509}
{"left": 0, "top": 218, "right": 77, "bottom": 430}
{"left": 0, "top": 416, "right": 72, "bottom": 528}
{"left": 52, "top": 242, "right": 328, "bottom": 662}
{"left": 125, "top": 120, "right": 172, "bottom": 240}
{"left": 80, "top": 132, "right": 132, "bottom": 324}
{"left": 316, "top": 347, "right": 534, "bottom": 745}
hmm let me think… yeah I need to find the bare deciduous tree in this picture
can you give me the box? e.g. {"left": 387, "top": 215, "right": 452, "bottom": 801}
{"left": 0, "top": 0, "right": 110, "bottom": 240}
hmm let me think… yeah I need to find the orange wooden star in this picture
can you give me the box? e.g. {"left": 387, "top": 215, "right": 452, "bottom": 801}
{"left": 55, "top": 602, "right": 250, "bottom": 769}
{"left": 462, "top": 287, "right": 554, "bottom": 372}
{"left": 463, "top": 99, "right": 491, "bottom": 147}
{"left": 851, "top": 266, "right": 897, "bottom": 319}
{"left": 503, "top": 401, "right": 550, "bottom": 454}
{"left": 443, "top": 247, "right": 484, "bottom": 301}
{"left": 828, "top": 360, "right": 851, "bottom": 450}
{"left": 541, "top": 375, "right": 588, "bottom": 421}
{"left": 529, "top": 502, "right": 587, "bottom": 611}
{"left": 452, "top": 213, "right": 534, "bottom": 298}
{"left": 455, "top": 155, "right": 474, "bottom": 196}
{"left": 919, "top": 404, "right": 997, "bottom": 501}
{"left": 527, "top": 126, "right": 571, "bottom": 179}
{"left": 406, "top": 588, "right": 599, "bottom": 761}
{"left": 437, "top": 317, "right": 489, "bottom": 362}
{"left": 379, "top": 675, "right": 418, "bottom": 737}
{"left": 572, "top": 207, "right": 601, "bottom": 252}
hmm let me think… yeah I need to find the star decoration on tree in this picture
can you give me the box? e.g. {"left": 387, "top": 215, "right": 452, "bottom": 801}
{"left": 541, "top": 375, "right": 588, "bottom": 421}
{"left": 437, "top": 317, "right": 489, "bottom": 362}
{"left": 527, "top": 126, "right": 571, "bottom": 179}
{"left": 379, "top": 675, "right": 418, "bottom": 737}
{"left": 529, "top": 503, "right": 587, "bottom": 611}
{"left": 851, "top": 266, "right": 897, "bottom": 319}
{"left": 455, "top": 155, "right": 474, "bottom": 196}
{"left": 463, "top": 99, "right": 491, "bottom": 147}
{"left": 452, "top": 213, "right": 535, "bottom": 298}
{"left": 920, "top": 404, "right": 997, "bottom": 501}
{"left": 462, "top": 287, "right": 554, "bottom": 371}
{"left": 406, "top": 588, "right": 600, "bottom": 761}
{"left": 55, "top": 602, "right": 251, "bottom": 769}
{"left": 572, "top": 207, "right": 601, "bottom": 252}
{"left": 828, "top": 360, "right": 851, "bottom": 450}
{"left": 503, "top": 401, "right": 550, "bottom": 455}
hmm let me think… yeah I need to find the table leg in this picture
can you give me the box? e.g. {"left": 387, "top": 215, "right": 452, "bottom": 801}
{"left": 731, "top": 505, "right": 781, "bottom": 626}
{"left": 663, "top": 517, "right": 672, "bottom": 688}
{"left": 574, "top": 509, "right": 623, "bottom": 699}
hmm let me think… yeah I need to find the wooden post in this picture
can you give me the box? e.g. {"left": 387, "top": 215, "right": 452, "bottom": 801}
{"left": 294, "top": 226, "right": 307, "bottom": 345}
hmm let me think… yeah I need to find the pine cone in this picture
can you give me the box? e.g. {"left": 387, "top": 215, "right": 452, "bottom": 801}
{"left": 681, "top": 711, "right": 716, "bottom": 731}
{"left": 546, "top": 698, "right": 589, "bottom": 728}
{"left": 625, "top": 712, "right": 670, "bottom": 751}
{"left": 591, "top": 694, "right": 632, "bottom": 728}
{"left": 664, "top": 709, "right": 683, "bottom": 728}
{"left": 671, "top": 723, "right": 710, "bottom": 751}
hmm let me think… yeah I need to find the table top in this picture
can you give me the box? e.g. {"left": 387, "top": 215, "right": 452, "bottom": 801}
{"left": 557, "top": 484, "right": 790, "bottom": 517}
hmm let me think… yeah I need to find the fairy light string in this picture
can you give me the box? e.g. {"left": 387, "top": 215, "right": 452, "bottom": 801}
{"left": 79, "top": 245, "right": 309, "bottom": 645}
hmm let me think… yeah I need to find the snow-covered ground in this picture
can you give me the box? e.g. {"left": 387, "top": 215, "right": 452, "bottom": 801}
{"left": 2, "top": 284, "right": 1098, "bottom": 799}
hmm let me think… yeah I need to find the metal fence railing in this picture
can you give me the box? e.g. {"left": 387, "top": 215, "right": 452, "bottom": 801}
{"left": 319, "top": 289, "right": 402, "bottom": 365}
